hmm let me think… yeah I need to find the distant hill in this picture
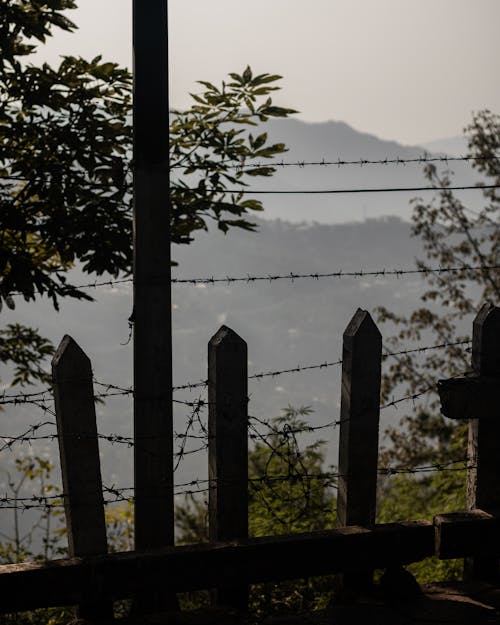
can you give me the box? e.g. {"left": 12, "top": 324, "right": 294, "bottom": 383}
{"left": 255, "top": 118, "right": 479, "bottom": 223}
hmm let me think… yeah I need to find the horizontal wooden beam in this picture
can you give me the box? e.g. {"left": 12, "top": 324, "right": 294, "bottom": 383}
{"left": 438, "top": 376, "right": 499, "bottom": 420}
{"left": 435, "top": 509, "right": 500, "bottom": 559}
{"left": 0, "top": 521, "right": 433, "bottom": 614}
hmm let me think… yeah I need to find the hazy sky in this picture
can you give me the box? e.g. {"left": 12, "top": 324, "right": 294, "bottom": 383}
{"left": 30, "top": 0, "right": 500, "bottom": 145}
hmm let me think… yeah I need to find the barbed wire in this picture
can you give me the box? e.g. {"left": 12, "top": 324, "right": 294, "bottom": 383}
{"left": 169, "top": 457, "right": 474, "bottom": 497}
{"left": 0, "top": 457, "right": 472, "bottom": 511}
{"left": 8, "top": 263, "right": 499, "bottom": 301}
{"left": 0, "top": 371, "right": 465, "bottom": 454}
{"left": 174, "top": 397, "right": 207, "bottom": 471}
{"left": 2, "top": 154, "right": 499, "bottom": 185}
{"left": 0, "top": 421, "right": 56, "bottom": 453}
{"left": 249, "top": 414, "right": 342, "bottom": 438}
{"left": 171, "top": 265, "right": 500, "bottom": 285}
{"left": 0, "top": 392, "right": 54, "bottom": 405}
{"left": 0, "top": 374, "right": 471, "bottom": 522}
{"left": 248, "top": 339, "right": 470, "bottom": 384}
{"left": 0, "top": 397, "right": 210, "bottom": 469}
{"left": 200, "top": 154, "right": 500, "bottom": 170}
{"left": 0, "top": 351, "right": 472, "bottom": 526}
{"left": 0, "top": 338, "right": 471, "bottom": 407}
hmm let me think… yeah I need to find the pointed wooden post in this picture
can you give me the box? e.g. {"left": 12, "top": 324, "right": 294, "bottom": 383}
{"left": 466, "top": 303, "right": 500, "bottom": 580}
{"left": 208, "top": 326, "right": 248, "bottom": 610}
{"left": 52, "top": 335, "right": 112, "bottom": 622}
{"left": 337, "top": 309, "right": 382, "bottom": 591}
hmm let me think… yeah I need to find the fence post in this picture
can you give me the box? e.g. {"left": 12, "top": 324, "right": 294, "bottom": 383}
{"left": 466, "top": 303, "right": 500, "bottom": 580}
{"left": 208, "top": 326, "right": 248, "bottom": 610}
{"left": 52, "top": 335, "right": 112, "bottom": 622}
{"left": 336, "top": 309, "right": 382, "bottom": 591}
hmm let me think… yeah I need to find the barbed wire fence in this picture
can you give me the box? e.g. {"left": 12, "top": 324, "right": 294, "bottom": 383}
{"left": 1, "top": 148, "right": 493, "bottom": 557}
{"left": 0, "top": 337, "right": 473, "bottom": 542}
{"left": 0, "top": 304, "right": 478, "bottom": 529}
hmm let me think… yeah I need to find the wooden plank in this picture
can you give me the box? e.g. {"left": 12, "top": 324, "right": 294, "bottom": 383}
{"left": 208, "top": 326, "right": 248, "bottom": 609}
{"left": 0, "top": 520, "right": 433, "bottom": 614}
{"left": 337, "top": 308, "right": 382, "bottom": 590}
{"left": 52, "top": 335, "right": 112, "bottom": 621}
{"left": 466, "top": 303, "right": 500, "bottom": 580}
{"left": 438, "top": 376, "right": 499, "bottom": 420}
{"left": 435, "top": 510, "right": 500, "bottom": 559}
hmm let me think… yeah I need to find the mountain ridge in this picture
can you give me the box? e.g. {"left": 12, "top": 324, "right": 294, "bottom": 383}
{"left": 246, "top": 118, "right": 479, "bottom": 224}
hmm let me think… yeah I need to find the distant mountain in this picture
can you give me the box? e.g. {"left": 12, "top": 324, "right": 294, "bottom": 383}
{"left": 244, "top": 119, "right": 480, "bottom": 223}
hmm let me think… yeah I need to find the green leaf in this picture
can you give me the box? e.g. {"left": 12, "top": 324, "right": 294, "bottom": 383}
{"left": 251, "top": 73, "right": 282, "bottom": 86}
{"left": 197, "top": 80, "right": 220, "bottom": 93}
{"left": 252, "top": 132, "right": 267, "bottom": 150}
{"left": 242, "top": 66, "right": 253, "bottom": 83}
{"left": 260, "top": 106, "right": 299, "bottom": 118}
{"left": 228, "top": 72, "right": 243, "bottom": 84}
{"left": 245, "top": 166, "right": 275, "bottom": 177}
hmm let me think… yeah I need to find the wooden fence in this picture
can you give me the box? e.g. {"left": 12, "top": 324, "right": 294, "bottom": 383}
{"left": 1, "top": 303, "right": 499, "bottom": 621}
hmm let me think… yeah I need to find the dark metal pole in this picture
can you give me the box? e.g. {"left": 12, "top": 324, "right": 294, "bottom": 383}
{"left": 133, "top": 0, "right": 173, "bottom": 558}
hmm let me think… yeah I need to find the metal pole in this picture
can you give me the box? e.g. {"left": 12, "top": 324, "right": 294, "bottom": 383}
{"left": 133, "top": 0, "right": 173, "bottom": 555}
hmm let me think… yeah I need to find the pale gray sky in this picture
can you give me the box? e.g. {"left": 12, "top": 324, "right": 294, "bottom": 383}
{"left": 30, "top": 0, "right": 500, "bottom": 145}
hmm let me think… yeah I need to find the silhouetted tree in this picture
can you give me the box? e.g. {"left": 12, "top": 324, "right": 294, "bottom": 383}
{"left": 376, "top": 110, "right": 500, "bottom": 580}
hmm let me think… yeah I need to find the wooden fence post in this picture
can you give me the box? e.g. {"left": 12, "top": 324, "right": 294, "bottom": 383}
{"left": 132, "top": 0, "right": 174, "bottom": 559}
{"left": 132, "top": 3, "right": 176, "bottom": 613}
{"left": 336, "top": 309, "right": 382, "bottom": 591}
{"left": 52, "top": 335, "right": 112, "bottom": 622}
{"left": 208, "top": 326, "right": 248, "bottom": 610}
{"left": 466, "top": 303, "right": 500, "bottom": 580}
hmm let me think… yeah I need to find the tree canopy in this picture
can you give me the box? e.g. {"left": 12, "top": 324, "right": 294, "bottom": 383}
{"left": 378, "top": 110, "right": 499, "bottom": 452}
{"left": 0, "top": 0, "right": 296, "bottom": 388}
{"left": 376, "top": 109, "right": 500, "bottom": 580}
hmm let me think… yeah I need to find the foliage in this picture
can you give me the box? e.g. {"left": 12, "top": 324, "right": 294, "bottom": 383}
{"left": 0, "top": 323, "right": 54, "bottom": 388}
{"left": 377, "top": 414, "right": 467, "bottom": 582}
{"left": 376, "top": 110, "right": 500, "bottom": 582}
{"left": 104, "top": 500, "right": 134, "bottom": 553}
{"left": 377, "top": 109, "right": 500, "bottom": 459}
{"left": 175, "top": 407, "right": 336, "bottom": 544}
{"left": 169, "top": 67, "right": 296, "bottom": 247}
{"left": 0, "top": 456, "right": 71, "bottom": 624}
{"left": 0, "top": 0, "right": 296, "bottom": 391}
{"left": 0, "top": 455, "right": 136, "bottom": 624}
{"left": 0, "top": 607, "right": 73, "bottom": 625}
{"left": 377, "top": 109, "right": 499, "bottom": 408}
{"left": 175, "top": 406, "right": 337, "bottom": 617}
{"left": 248, "top": 406, "right": 335, "bottom": 537}
{"left": 377, "top": 112, "right": 497, "bottom": 394}
{"left": 1, "top": 1, "right": 132, "bottom": 310}
{"left": 0, "top": 456, "right": 65, "bottom": 564}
